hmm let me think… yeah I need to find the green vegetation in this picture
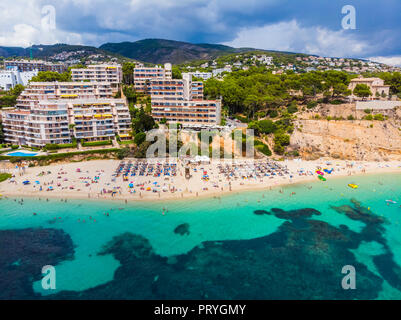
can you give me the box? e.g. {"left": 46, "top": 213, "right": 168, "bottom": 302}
{"left": 44, "top": 142, "right": 77, "bottom": 151}
{"left": 0, "top": 122, "right": 4, "bottom": 143}
{"left": 134, "top": 132, "right": 146, "bottom": 145}
{"left": 100, "top": 39, "right": 249, "bottom": 64}
{"left": 362, "top": 114, "right": 385, "bottom": 121}
{"left": 373, "top": 114, "right": 385, "bottom": 121}
{"left": 172, "top": 66, "right": 182, "bottom": 79}
{"left": 287, "top": 102, "right": 298, "bottom": 114}
{"left": 381, "top": 73, "right": 401, "bottom": 97}
{"left": 30, "top": 70, "right": 71, "bottom": 82}
{"left": 204, "top": 69, "right": 352, "bottom": 119}
{"left": 122, "top": 62, "right": 136, "bottom": 84}
{"left": 360, "top": 71, "right": 401, "bottom": 97}
{"left": 123, "top": 85, "right": 138, "bottom": 106}
{"left": 0, "top": 84, "right": 25, "bottom": 108}
{"left": 353, "top": 84, "right": 372, "bottom": 99}
{"left": 82, "top": 140, "right": 112, "bottom": 147}
{"left": 118, "top": 140, "right": 134, "bottom": 145}
{"left": 248, "top": 119, "right": 276, "bottom": 135}
{"left": 117, "top": 147, "right": 130, "bottom": 160}
{"left": 234, "top": 115, "right": 249, "bottom": 123}
{"left": 254, "top": 139, "right": 272, "bottom": 156}
{"left": 0, "top": 173, "right": 12, "bottom": 183}
{"left": 134, "top": 141, "right": 152, "bottom": 158}
{"left": 363, "top": 72, "right": 401, "bottom": 97}
{"left": 131, "top": 107, "right": 157, "bottom": 134}
{"left": 307, "top": 101, "right": 318, "bottom": 109}
{"left": 273, "top": 132, "right": 291, "bottom": 155}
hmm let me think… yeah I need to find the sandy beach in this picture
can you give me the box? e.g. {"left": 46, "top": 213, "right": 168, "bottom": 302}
{"left": 1, "top": 158, "right": 401, "bottom": 202}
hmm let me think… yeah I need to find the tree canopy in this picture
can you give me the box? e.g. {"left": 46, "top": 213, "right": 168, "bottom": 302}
{"left": 131, "top": 107, "right": 156, "bottom": 133}
{"left": 353, "top": 84, "right": 372, "bottom": 99}
{"left": 0, "top": 84, "right": 25, "bottom": 109}
{"left": 204, "top": 68, "right": 354, "bottom": 119}
{"left": 122, "top": 62, "right": 136, "bottom": 84}
{"left": 30, "top": 71, "right": 71, "bottom": 82}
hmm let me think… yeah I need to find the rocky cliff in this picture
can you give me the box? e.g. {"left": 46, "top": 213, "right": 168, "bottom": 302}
{"left": 291, "top": 120, "right": 401, "bottom": 161}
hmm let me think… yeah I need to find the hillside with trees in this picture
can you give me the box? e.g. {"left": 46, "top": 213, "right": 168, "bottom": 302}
{"left": 203, "top": 67, "right": 357, "bottom": 156}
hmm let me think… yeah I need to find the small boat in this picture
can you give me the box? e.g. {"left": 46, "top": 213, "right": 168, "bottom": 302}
{"left": 386, "top": 200, "right": 397, "bottom": 204}
{"left": 348, "top": 184, "right": 358, "bottom": 189}
{"left": 318, "top": 175, "right": 326, "bottom": 181}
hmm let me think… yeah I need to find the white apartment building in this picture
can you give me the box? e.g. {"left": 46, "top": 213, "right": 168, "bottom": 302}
{"left": 133, "top": 63, "right": 172, "bottom": 93}
{"left": 0, "top": 67, "right": 38, "bottom": 91}
{"left": 212, "top": 66, "right": 232, "bottom": 77}
{"left": 71, "top": 64, "right": 123, "bottom": 88}
{"left": 252, "top": 55, "right": 273, "bottom": 65}
{"left": 150, "top": 73, "right": 221, "bottom": 126}
{"left": 4, "top": 60, "right": 67, "bottom": 73}
{"left": 183, "top": 71, "right": 213, "bottom": 81}
{"left": 1, "top": 82, "right": 131, "bottom": 146}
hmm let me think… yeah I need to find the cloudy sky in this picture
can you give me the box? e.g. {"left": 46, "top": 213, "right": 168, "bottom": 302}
{"left": 0, "top": 0, "right": 400, "bottom": 65}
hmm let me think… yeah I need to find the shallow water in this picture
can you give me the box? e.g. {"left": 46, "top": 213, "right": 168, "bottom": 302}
{"left": 1, "top": 173, "right": 401, "bottom": 299}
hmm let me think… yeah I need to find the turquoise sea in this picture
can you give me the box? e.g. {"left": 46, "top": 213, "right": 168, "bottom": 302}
{"left": 1, "top": 173, "right": 401, "bottom": 299}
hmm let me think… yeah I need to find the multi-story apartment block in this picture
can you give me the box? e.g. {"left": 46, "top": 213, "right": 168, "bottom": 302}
{"left": 183, "top": 71, "right": 213, "bottom": 81}
{"left": 1, "top": 82, "right": 131, "bottom": 147}
{"left": 212, "top": 66, "right": 232, "bottom": 77}
{"left": 4, "top": 60, "right": 67, "bottom": 73}
{"left": 0, "top": 66, "right": 38, "bottom": 91}
{"left": 133, "top": 63, "right": 172, "bottom": 93}
{"left": 71, "top": 64, "right": 122, "bottom": 91}
{"left": 150, "top": 73, "right": 221, "bottom": 126}
{"left": 16, "top": 82, "right": 115, "bottom": 110}
{"left": 191, "top": 81, "right": 204, "bottom": 100}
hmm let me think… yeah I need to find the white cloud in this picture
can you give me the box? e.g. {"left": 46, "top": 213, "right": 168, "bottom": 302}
{"left": 0, "top": 0, "right": 283, "bottom": 47}
{"left": 0, "top": 0, "right": 82, "bottom": 47}
{"left": 368, "top": 56, "right": 401, "bottom": 67}
{"left": 0, "top": 0, "right": 394, "bottom": 60}
{"left": 223, "top": 20, "right": 372, "bottom": 58}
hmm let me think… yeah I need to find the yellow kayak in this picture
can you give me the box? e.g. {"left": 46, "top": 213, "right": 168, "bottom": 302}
{"left": 348, "top": 184, "right": 358, "bottom": 189}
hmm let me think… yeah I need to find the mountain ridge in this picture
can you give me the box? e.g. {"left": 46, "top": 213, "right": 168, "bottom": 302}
{"left": 99, "top": 38, "right": 256, "bottom": 64}
{"left": 0, "top": 38, "right": 386, "bottom": 66}
{"left": 0, "top": 39, "right": 279, "bottom": 65}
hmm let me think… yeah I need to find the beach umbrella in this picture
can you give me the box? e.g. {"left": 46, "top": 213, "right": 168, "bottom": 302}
{"left": 129, "top": 183, "right": 134, "bottom": 188}
{"left": 35, "top": 181, "right": 40, "bottom": 184}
